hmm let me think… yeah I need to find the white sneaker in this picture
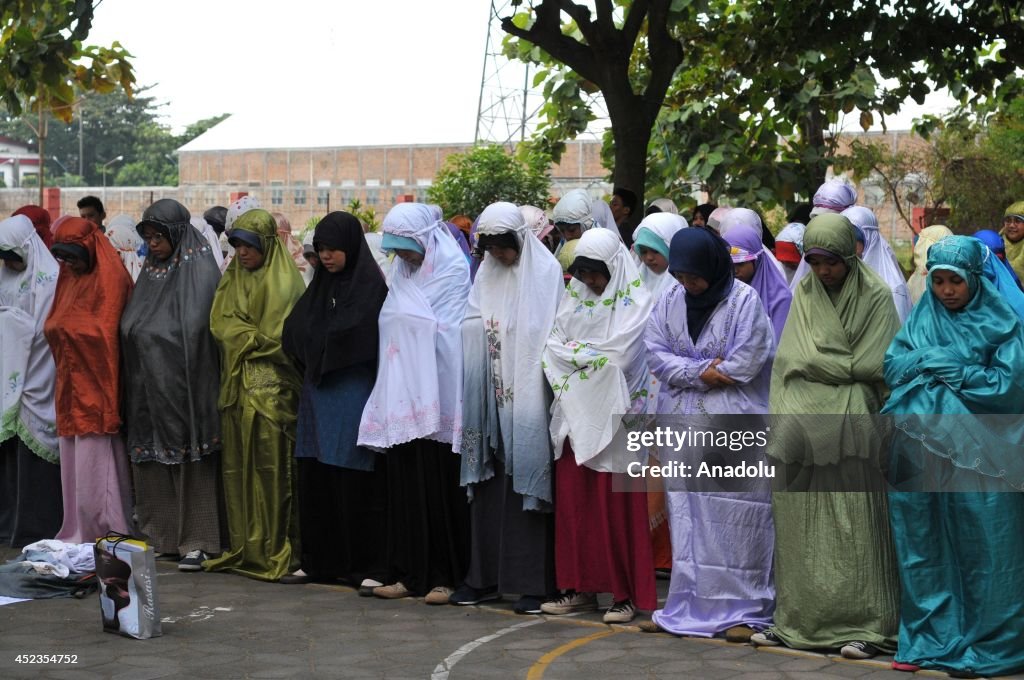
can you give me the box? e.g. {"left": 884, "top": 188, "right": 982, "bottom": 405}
{"left": 750, "top": 630, "right": 782, "bottom": 647}
{"left": 540, "top": 591, "right": 598, "bottom": 615}
{"left": 602, "top": 600, "right": 636, "bottom": 623}
{"left": 840, "top": 641, "right": 877, "bottom": 659}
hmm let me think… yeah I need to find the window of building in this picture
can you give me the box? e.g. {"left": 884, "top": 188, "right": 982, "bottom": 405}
{"left": 317, "top": 189, "right": 330, "bottom": 206}
{"left": 366, "top": 189, "right": 379, "bottom": 206}
{"left": 294, "top": 183, "right": 307, "bottom": 206}
{"left": 270, "top": 182, "right": 284, "bottom": 206}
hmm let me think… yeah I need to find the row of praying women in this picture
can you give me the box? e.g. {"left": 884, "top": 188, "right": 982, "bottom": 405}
{"left": 2, "top": 184, "right": 1023, "bottom": 678}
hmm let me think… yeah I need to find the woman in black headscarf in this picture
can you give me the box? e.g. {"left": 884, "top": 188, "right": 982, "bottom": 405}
{"left": 120, "top": 198, "right": 224, "bottom": 571}
{"left": 282, "top": 212, "right": 389, "bottom": 589}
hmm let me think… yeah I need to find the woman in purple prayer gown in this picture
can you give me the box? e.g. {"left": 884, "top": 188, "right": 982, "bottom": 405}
{"left": 643, "top": 228, "right": 777, "bottom": 640}
{"left": 723, "top": 224, "right": 793, "bottom": 345}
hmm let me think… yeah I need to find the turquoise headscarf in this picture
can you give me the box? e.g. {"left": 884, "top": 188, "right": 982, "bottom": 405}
{"left": 882, "top": 235, "right": 1024, "bottom": 489}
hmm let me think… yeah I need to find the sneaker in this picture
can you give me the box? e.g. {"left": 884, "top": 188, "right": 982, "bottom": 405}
{"left": 602, "top": 600, "right": 636, "bottom": 624}
{"left": 425, "top": 586, "right": 455, "bottom": 605}
{"left": 449, "top": 584, "right": 500, "bottom": 606}
{"left": 750, "top": 630, "right": 782, "bottom": 647}
{"left": 513, "top": 595, "right": 545, "bottom": 615}
{"left": 840, "top": 641, "right": 877, "bottom": 660}
{"left": 540, "top": 591, "right": 598, "bottom": 615}
{"left": 178, "top": 550, "right": 207, "bottom": 572}
{"left": 373, "top": 582, "right": 412, "bottom": 599}
{"left": 724, "top": 625, "right": 754, "bottom": 643}
{"left": 358, "top": 579, "right": 382, "bottom": 597}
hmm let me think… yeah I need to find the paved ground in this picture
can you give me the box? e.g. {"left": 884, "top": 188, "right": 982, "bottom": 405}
{"left": 0, "top": 547, "right": 1014, "bottom": 679}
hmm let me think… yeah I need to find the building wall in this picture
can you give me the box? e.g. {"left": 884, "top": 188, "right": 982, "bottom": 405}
{"left": 177, "top": 140, "right": 611, "bottom": 228}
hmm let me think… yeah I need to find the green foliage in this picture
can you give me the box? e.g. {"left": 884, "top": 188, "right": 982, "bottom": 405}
{"left": 426, "top": 144, "right": 551, "bottom": 219}
{"left": 834, "top": 99, "right": 1024, "bottom": 233}
{"left": 0, "top": 0, "right": 135, "bottom": 122}
{"left": 346, "top": 198, "right": 380, "bottom": 233}
{"left": 502, "top": 0, "right": 1022, "bottom": 214}
{"left": 0, "top": 86, "right": 228, "bottom": 186}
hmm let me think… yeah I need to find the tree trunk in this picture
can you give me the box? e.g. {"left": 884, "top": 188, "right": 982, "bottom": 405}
{"left": 37, "top": 107, "right": 46, "bottom": 205}
{"left": 606, "top": 91, "right": 656, "bottom": 236}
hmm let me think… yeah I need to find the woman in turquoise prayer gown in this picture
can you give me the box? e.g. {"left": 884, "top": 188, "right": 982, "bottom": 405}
{"left": 882, "top": 235, "right": 1024, "bottom": 677}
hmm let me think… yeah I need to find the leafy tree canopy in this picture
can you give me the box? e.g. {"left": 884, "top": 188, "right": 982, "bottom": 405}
{"left": 502, "top": 0, "right": 1022, "bottom": 214}
{"left": 426, "top": 144, "right": 551, "bottom": 219}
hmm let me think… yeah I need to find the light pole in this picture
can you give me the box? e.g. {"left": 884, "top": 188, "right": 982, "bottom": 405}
{"left": 101, "top": 155, "right": 123, "bottom": 203}
{"left": 51, "top": 156, "right": 70, "bottom": 179}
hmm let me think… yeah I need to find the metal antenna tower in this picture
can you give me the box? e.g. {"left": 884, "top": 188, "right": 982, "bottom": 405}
{"left": 474, "top": 1, "right": 609, "bottom": 148}
{"left": 474, "top": 0, "right": 542, "bottom": 147}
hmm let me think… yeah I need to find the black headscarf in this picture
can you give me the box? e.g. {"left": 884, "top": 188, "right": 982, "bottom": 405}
{"left": 693, "top": 203, "right": 717, "bottom": 225}
{"left": 668, "top": 228, "right": 735, "bottom": 343}
{"left": 283, "top": 212, "right": 387, "bottom": 384}
{"left": 119, "top": 198, "right": 223, "bottom": 463}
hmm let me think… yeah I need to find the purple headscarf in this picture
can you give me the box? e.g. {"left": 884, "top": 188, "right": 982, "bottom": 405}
{"left": 723, "top": 224, "right": 792, "bottom": 345}
{"left": 446, "top": 221, "right": 471, "bottom": 257}
{"left": 811, "top": 179, "right": 858, "bottom": 216}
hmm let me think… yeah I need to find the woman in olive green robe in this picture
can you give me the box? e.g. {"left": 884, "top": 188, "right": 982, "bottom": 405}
{"left": 752, "top": 213, "right": 901, "bottom": 658}
{"left": 204, "top": 208, "right": 305, "bottom": 581}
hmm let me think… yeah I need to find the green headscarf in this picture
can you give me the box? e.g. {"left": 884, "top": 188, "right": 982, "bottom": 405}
{"left": 770, "top": 213, "right": 901, "bottom": 465}
{"left": 210, "top": 209, "right": 305, "bottom": 423}
{"left": 1002, "top": 200, "right": 1024, "bottom": 281}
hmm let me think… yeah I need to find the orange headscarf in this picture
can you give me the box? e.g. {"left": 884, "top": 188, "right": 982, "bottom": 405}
{"left": 44, "top": 217, "right": 133, "bottom": 436}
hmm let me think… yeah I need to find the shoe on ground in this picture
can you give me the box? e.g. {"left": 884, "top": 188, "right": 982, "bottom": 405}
{"left": 449, "top": 584, "right": 500, "bottom": 606}
{"left": 155, "top": 552, "right": 180, "bottom": 561}
{"left": 540, "top": 591, "right": 598, "bottom": 615}
{"left": 891, "top": 661, "right": 921, "bottom": 672}
{"left": 178, "top": 550, "right": 208, "bottom": 572}
{"left": 425, "top": 586, "right": 455, "bottom": 605}
{"left": 750, "top": 630, "right": 782, "bottom": 647}
{"left": 638, "top": 620, "right": 663, "bottom": 633}
{"left": 513, "top": 595, "right": 545, "bottom": 615}
{"left": 724, "top": 625, "right": 754, "bottom": 643}
{"left": 358, "top": 579, "right": 382, "bottom": 597}
{"left": 602, "top": 599, "right": 636, "bottom": 624}
{"left": 947, "top": 670, "right": 981, "bottom": 679}
{"left": 278, "top": 571, "right": 311, "bottom": 584}
{"left": 654, "top": 568, "right": 672, "bottom": 580}
{"left": 373, "top": 582, "right": 412, "bottom": 599}
{"left": 840, "top": 641, "right": 877, "bottom": 660}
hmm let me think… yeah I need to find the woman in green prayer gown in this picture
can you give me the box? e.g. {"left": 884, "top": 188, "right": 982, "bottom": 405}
{"left": 882, "top": 235, "right": 1024, "bottom": 677}
{"left": 751, "top": 213, "right": 901, "bottom": 659}
{"left": 204, "top": 208, "right": 305, "bottom": 581}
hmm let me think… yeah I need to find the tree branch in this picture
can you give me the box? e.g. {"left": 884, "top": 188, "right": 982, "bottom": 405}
{"left": 501, "top": 2, "right": 601, "bottom": 84}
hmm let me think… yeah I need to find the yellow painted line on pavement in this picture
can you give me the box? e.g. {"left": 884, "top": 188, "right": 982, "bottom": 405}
{"left": 526, "top": 629, "right": 617, "bottom": 680}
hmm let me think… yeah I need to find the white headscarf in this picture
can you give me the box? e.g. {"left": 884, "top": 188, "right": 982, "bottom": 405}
{"left": 552, "top": 189, "right": 597, "bottom": 231}
{"left": 358, "top": 202, "right": 470, "bottom": 450}
{"left": 520, "top": 205, "right": 553, "bottom": 240}
{"left": 646, "top": 198, "right": 678, "bottom": 215}
{"left": 190, "top": 216, "right": 225, "bottom": 268}
{"left": 841, "top": 206, "right": 911, "bottom": 321}
{"left": 706, "top": 206, "right": 732, "bottom": 232}
{"left": 543, "top": 228, "right": 653, "bottom": 472}
{"left": 0, "top": 215, "right": 59, "bottom": 462}
{"left": 632, "top": 212, "right": 687, "bottom": 299}
{"left": 461, "top": 202, "right": 563, "bottom": 508}
{"left": 225, "top": 195, "right": 261, "bottom": 231}
{"left": 907, "top": 225, "right": 953, "bottom": 303}
{"left": 810, "top": 178, "right": 858, "bottom": 216}
{"left": 106, "top": 214, "right": 143, "bottom": 282}
{"left": 776, "top": 222, "right": 806, "bottom": 250}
